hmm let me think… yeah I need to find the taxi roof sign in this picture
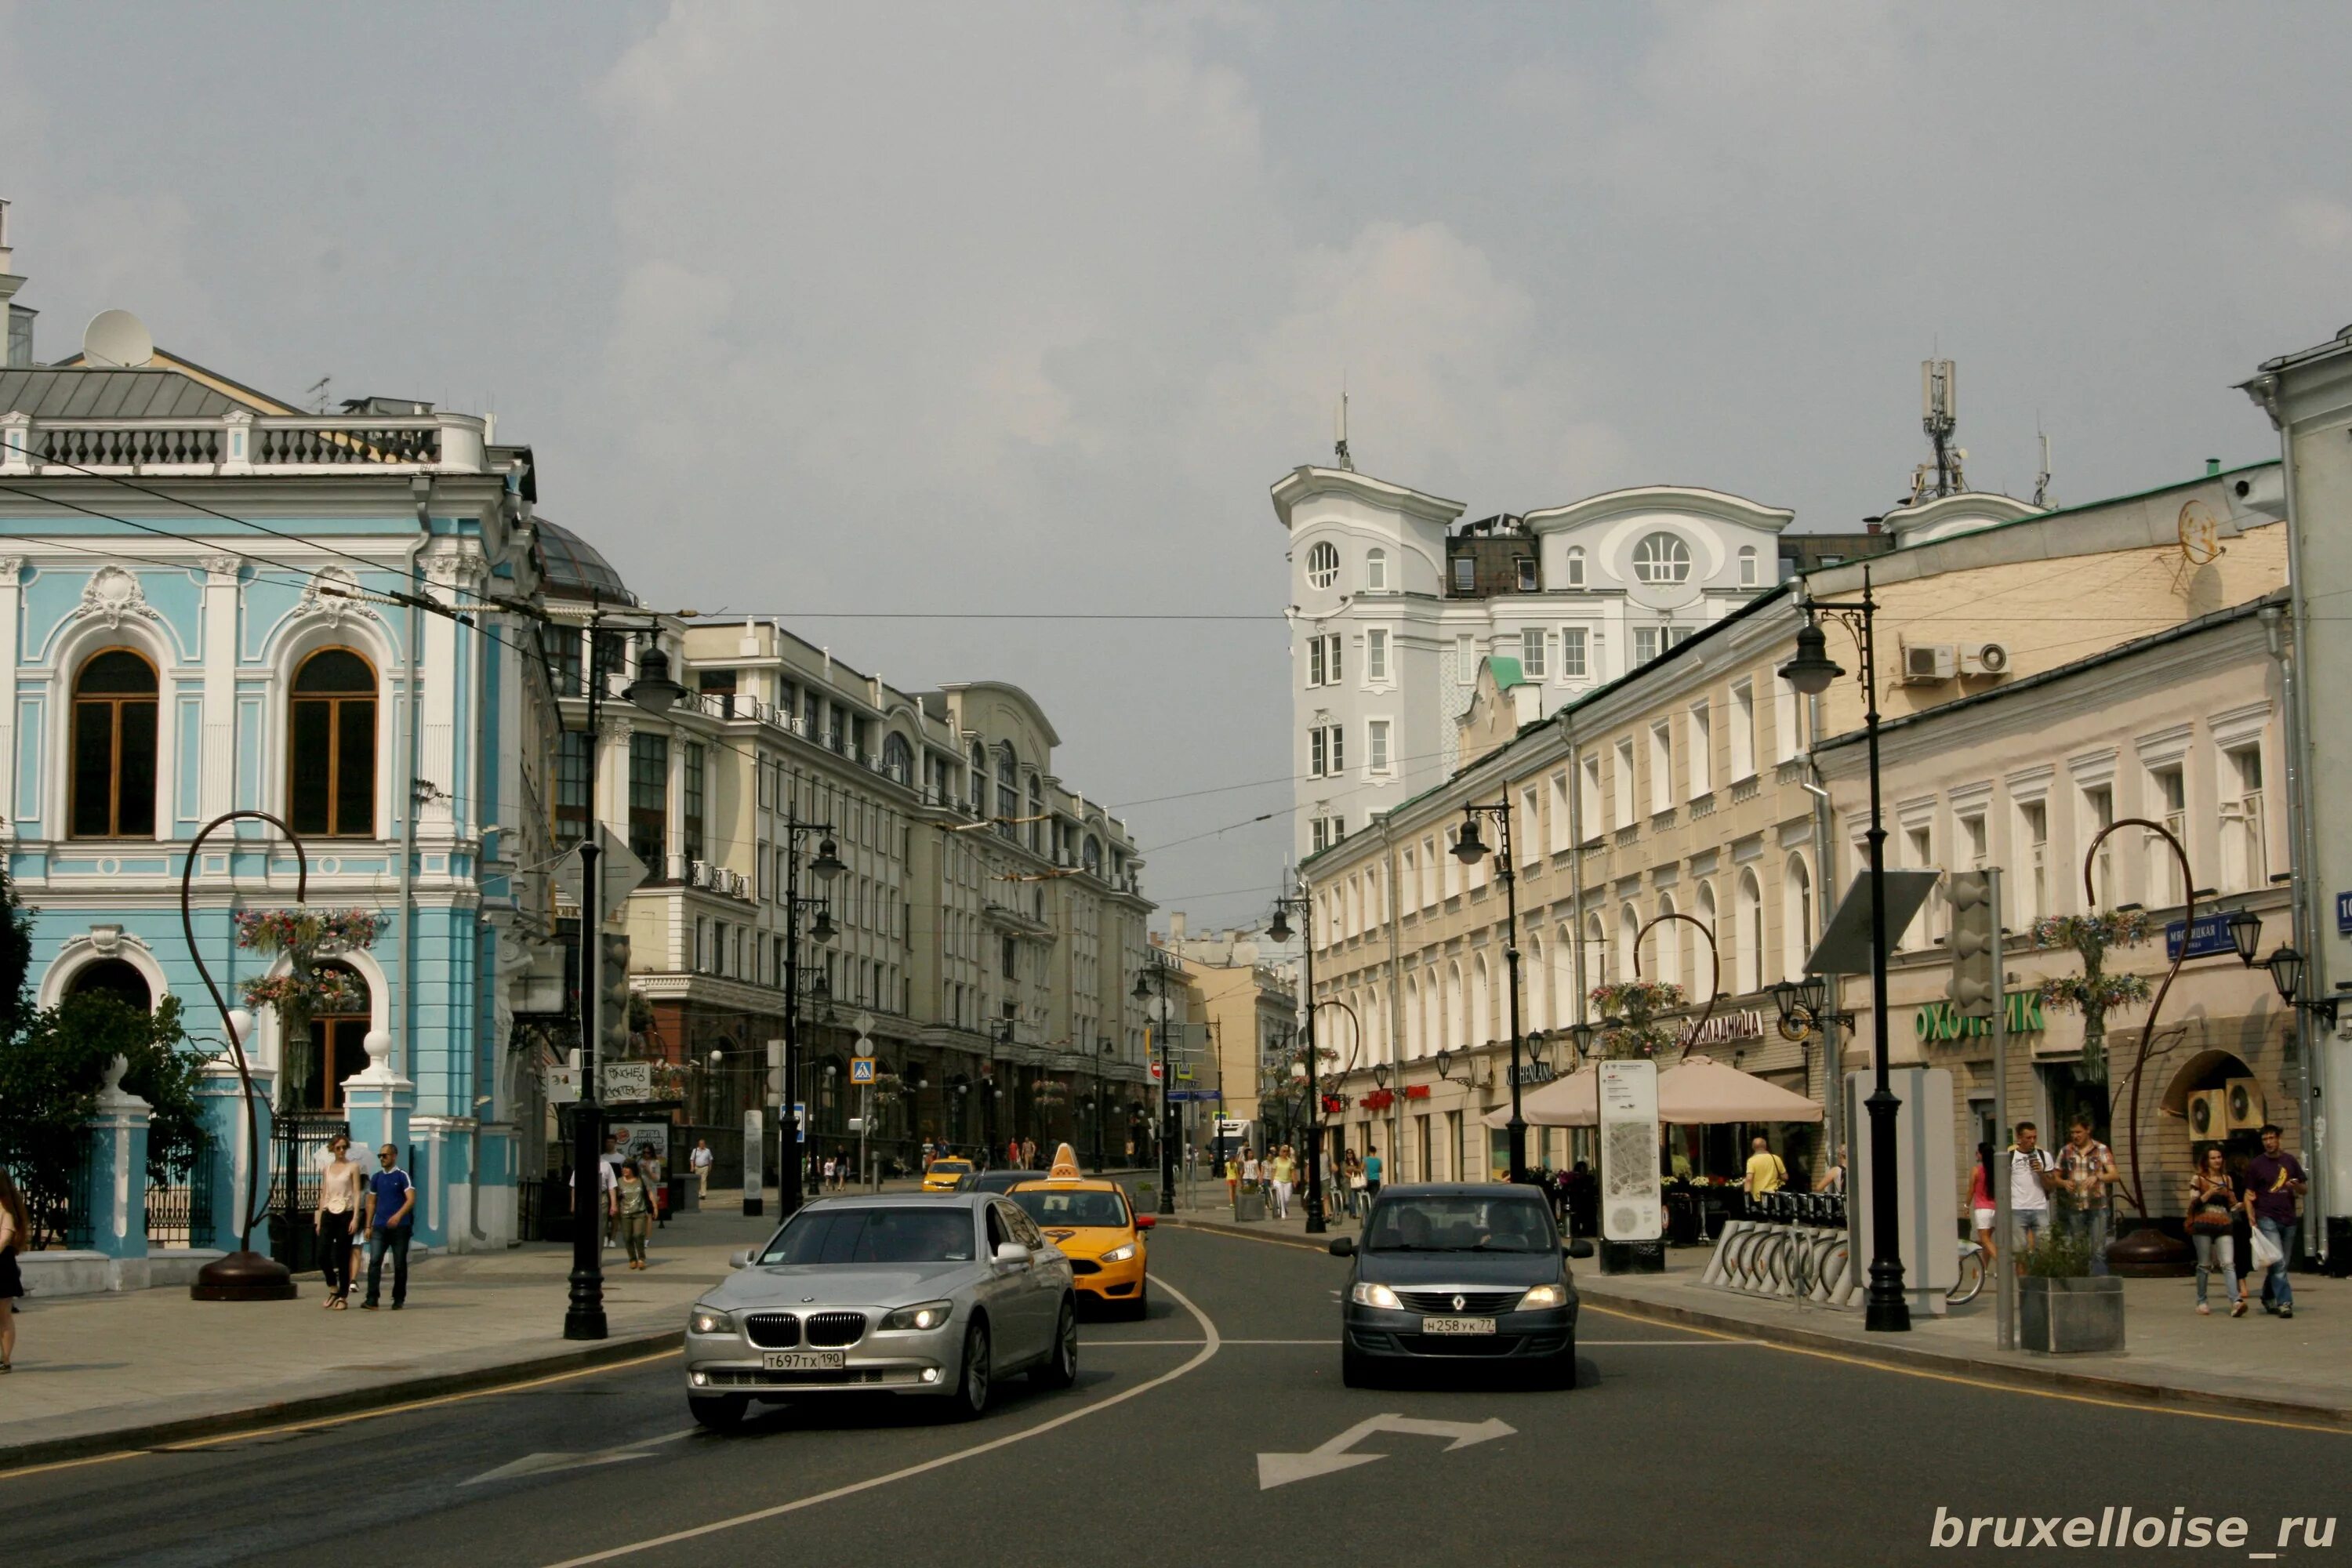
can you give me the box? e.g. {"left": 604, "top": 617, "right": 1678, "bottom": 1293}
{"left": 1046, "top": 1142, "right": 1083, "bottom": 1181}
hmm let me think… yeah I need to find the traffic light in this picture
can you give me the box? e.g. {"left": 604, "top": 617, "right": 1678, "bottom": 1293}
{"left": 600, "top": 933, "right": 633, "bottom": 1061}
{"left": 1947, "top": 870, "right": 1998, "bottom": 1020}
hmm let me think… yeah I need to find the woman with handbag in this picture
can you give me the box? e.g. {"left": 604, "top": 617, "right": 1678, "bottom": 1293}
{"left": 2187, "top": 1145, "right": 2244, "bottom": 1317}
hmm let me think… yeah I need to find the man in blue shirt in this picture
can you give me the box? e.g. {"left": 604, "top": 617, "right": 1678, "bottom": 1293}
{"left": 361, "top": 1145, "right": 416, "bottom": 1310}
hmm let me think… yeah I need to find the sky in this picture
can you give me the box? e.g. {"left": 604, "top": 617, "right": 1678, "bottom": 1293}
{"left": 9, "top": 2, "right": 2351, "bottom": 934}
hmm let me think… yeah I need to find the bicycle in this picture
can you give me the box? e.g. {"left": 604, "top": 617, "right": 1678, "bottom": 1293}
{"left": 1949, "top": 1240, "right": 1988, "bottom": 1305}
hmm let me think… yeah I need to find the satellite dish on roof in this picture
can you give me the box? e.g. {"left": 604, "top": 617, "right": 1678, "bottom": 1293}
{"left": 82, "top": 310, "right": 155, "bottom": 368}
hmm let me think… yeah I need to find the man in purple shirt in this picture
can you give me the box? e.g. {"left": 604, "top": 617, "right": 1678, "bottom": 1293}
{"left": 2242, "top": 1123, "right": 2308, "bottom": 1319}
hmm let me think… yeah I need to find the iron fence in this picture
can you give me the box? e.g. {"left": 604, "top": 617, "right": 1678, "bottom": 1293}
{"left": 144, "top": 1131, "right": 216, "bottom": 1248}
{"left": 267, "top": 1112, "right": 350, "bottom": 1269}
{"left": 0, "top": 1127, "right": 93, "bottom": 1250}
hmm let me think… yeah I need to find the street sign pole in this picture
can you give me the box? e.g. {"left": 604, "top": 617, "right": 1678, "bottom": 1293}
{"left": 1989, "top": 867, "right": 2013, "bottom": 1352}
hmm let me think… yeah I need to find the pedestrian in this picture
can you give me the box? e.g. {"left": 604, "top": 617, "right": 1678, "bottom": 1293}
{"left": 2006, "top": 1121, "right": 2056, "bottom": 1272}
{"left": 0, "top": 1167, "right": 28, "bottom": 1372}
{"left": 2054, "top": 1117, "right": 2118, "bottom": 1276}
{"left": 1269, "top": 1145, "right": 1296, "bottom": 1220}
{"left": 1741, "top": 1135, "right": 1785, "bottom": 1211}
{"left": 361, "top": 1143, "right": 417, "bottom": 1311}
{"left": 2241, "top": 1123, "right": 2308, "bottom": 1320}
{"left": 1022, "top": 1136, "right": 1037, "bottom": 1171}
{"left": 822, "top": 1153, "right": 837, "bottom": 1192}
{"left": 1241, "top": 1147, "right": 1261, "bottom": 1193}
{"left": 639, "top": 1143, "right": 668, "bottom": 1229}
{"left": 1224, "top": 1150, "right": 1240, "bottom": 1207}
{"left": 690, "top": 1138, "right": 713, "bottom": 1200}
{"left": 601, "top": 1132, "right": 624, "bottom": 1248}
{"left": 1817, "top": 1143, "right": 1849, "bottom": 1194}
{"left": 1967, "top": 1142, "right": 1998, "bottom": 1276}
{"left": 315, "top": 1133, "right": 364, "bottom": 1309}
{"left": 617, "top": 1160, "right": 655, "bottom": 1270}
{"left": 2186, "top": 1144, "right": 2244, "bottom": 1317}
{"left": 1363, "top": 1145, "right": 1382, "bottom": 1202}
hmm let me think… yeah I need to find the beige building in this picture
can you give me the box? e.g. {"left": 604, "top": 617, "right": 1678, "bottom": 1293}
{"left": 1160, "top": 916, "right": 1297, "bottom": 1152}
{"left": 1298, "top": 463, "right": 2289, "bottom": 1191}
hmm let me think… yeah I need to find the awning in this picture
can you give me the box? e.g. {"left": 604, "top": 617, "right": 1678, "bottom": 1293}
{"left": 1483, "top": 1054, "right": 1822, "bottom": 1127}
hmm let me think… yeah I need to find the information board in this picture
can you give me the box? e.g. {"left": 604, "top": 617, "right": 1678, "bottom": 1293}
{"left": 1597, "top": 1059, "right": 1662, "bottom": 1243}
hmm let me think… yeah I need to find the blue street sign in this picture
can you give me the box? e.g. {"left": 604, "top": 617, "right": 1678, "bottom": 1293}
{"left": 1165, "top": 1088, "right": 1223, "bottom": 1102}
{"left": 850, "top": 1058, "right": 876, "bottom": 1084}
{"left": 2338, "top": 891, "right": 2352, "bottom": 936}
{"left": 793, "top": 1102, "right": 808, "bottom": 1145}
{"left": 2165, "top": 913, "right": 2237, "bottom": 961}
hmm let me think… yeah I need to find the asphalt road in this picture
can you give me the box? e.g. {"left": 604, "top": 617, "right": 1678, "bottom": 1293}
{"left": 9, "top": 1225, "right": 2348, "bottom": 1567}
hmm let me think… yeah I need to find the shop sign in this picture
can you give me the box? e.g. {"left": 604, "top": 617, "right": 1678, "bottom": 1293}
{"left": 1512, "top": 1061, "right": 1559, "bottom": 1086}
{"left": 1403, "top": 1083, "right": 1432, "bottom": 1100}
{"left": 1682, "top": 1009, "right": 1765, "bottom": 1047}
{"left": 1914, "top": 989, "right": 2044, "bottom": 1044}
{"left": 1360, "top": 1089, "right": 1395, "bottom": 1112}
{"left": 2165, "top": 913, "right": 2238, "bottom": 961}
{"left": 1321, "top": 1094, "right": 1349, "bottom": 1112}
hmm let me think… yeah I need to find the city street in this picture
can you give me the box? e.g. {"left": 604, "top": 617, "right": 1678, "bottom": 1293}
{"left": 9, "top": 1225, "right": 2344, "bottom": 1567}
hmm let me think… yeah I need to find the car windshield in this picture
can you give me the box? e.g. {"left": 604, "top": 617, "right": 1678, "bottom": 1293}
{"left": 1011, "top": 1189, "right": 1130, "bottom": 1229}
{"left": 1363, "top": 1196, "right": 1554, "bottom": 1253}
{"left": 756, "top": 1206, "right": 977, "bottom": 1265}
{"left": 930, "top": 1160, "right": 971, "bottom": 1175}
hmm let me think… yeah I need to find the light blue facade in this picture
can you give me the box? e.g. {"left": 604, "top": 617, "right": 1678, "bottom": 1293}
{"left": 0, "top": 369, "right": 561, "bottom": 1255}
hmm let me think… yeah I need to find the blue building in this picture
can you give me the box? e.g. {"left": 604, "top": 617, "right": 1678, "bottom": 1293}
{"left": 0, "top": 248, "right": 563, "bottom": 1252}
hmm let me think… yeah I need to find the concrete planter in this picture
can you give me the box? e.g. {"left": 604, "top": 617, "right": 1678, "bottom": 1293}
{"left": 1233, "top": 1189, "right": 1267, "bottom": 1223}
{"left": 2020, "top": 1274, "right": 2126, "bottom": 1354}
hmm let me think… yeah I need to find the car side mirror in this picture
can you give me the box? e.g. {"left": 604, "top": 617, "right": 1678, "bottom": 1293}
{"left": 1327, "top": 1236, "right": 1356, "bottom": 1257}
{"left": 993, "top": 1240, "right": 1030, "bottom": 1267}
{"left": 728, "top": 1249, "right": 752, "bottom": 1269}
{"left": 1134, "top": 1214, "right": 1156, "bottom": 1229}
{"left": 1566, "top": 1240, "right": 1595, "bottom": 1260}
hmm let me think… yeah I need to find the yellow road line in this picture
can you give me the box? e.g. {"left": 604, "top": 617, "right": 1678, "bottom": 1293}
{"left": 0, "top": 1347, "right": 683, "bottom": 1483}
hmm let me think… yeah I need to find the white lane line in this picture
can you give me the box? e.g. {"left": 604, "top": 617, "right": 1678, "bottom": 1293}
{"left": 545, "top": 1277, "right": 1223, "bottom": 1567}
{"left": 1081, "top": 1338, "right": 1334, "bottom": 1347}
{"left": 1579, "top": 1339, "right": 1751, "bottom": 1347}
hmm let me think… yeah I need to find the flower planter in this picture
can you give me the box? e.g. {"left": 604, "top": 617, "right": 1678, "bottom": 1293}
{"left": 2020, "top": 1275, "right": 2125, "bottom": 1354}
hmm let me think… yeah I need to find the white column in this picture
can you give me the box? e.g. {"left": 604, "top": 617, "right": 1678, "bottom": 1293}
{"left": 201, "top": 556, "right": 240, "bottom": 818}
{"left": 0, "top": 555, "right": 22, "bottom": 837}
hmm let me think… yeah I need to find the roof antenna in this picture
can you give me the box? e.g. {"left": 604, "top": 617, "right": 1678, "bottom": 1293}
{"left": 306, "top": 376, "right": 332, "bottom": 415}
{"left": 2031, "top": 419, "right": 2053, "bottom": 510}
{"left": 1333, "top": 372, "right": 1354, "bottom": 472}
{"left": 1911, "top": 358, "right": 1963, "bottom": 503}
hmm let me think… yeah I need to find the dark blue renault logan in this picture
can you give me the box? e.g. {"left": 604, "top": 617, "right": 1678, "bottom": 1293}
{"left": 1330, "top": 1184, "right": 1591, "bottom": 1388}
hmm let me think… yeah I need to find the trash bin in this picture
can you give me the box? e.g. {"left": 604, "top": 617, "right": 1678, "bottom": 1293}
{"left": 1234, "top": 1187, "right": 1267, "bottom": 1223}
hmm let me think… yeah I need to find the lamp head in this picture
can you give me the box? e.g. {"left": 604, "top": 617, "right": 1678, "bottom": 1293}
{"left": 1569, "top": 1021, "right": 1596, "bottom": 1060}
{"left": 2267, "top": 944, "right": 2304, "bottom": 1005}
{"left": 1266, "top": 907, "right": 1293, "bottom": 945}
{"left": 1452, "top": 815, "right": 1489, "bottom": 865}
{"left": 2226, "top": 906, "right": 2263, "bottom": 968}
{"left": 1370, "top": 1061, "right": 1391, "bottom": 1089}
{"left": 1132, "top": 972, "right": 1152, "bottom": 1000}
{"left": 1779, "top": 618, "right": 1843, "bottom": 696}
{"left": 622, "top": 644, "right": 687, "bottom": 716}
{"left": 811, "top": 908, "right": 838, "bottom": 946}
{"left": 1769, "top": 979, "right": 1801, "bottom": 1031}
{"left": 809, "top": 837, "right": 845, "bottom": 883}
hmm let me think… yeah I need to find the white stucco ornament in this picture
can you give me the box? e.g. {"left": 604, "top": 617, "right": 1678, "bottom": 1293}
{"left": 80, "top": 565, "right": 159, "bottom": 630}
{"left": 299, "top": 565, "right": 365, "bottom": 628}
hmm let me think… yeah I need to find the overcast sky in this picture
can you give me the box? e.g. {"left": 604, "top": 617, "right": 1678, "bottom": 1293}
{"left": 9, "top": 2, "right": 2350, "bottom": 933}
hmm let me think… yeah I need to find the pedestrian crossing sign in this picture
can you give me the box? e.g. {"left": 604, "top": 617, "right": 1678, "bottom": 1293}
{"left": 850, "top": 1058, "right": 877, "bottom": 1084}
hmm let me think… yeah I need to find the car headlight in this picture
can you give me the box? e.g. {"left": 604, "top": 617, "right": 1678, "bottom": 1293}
{"left": 1099, "top": 1243, "right": 1138, "bottom": 1263}
{"left": 689, "top": 1307, "right": 735, "bottom": 1335}
{"left": 1516, "top": 1283, "right": 1570, "bottom": 1311}
{"left": 1349, "top": 1281, "right": 1402, "bottom": 1310}
{"left": 880, "top": 1299, "right": 955, "bottom": 1332}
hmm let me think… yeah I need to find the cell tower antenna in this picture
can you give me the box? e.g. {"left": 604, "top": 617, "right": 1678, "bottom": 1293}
{"left": 1334, "top": 372, "right": 1354, "bottom": 472}
{"left": 306, "top": 376, "right": 332, "bottom": 415}
{"left": 2031, "top": 420, "right": 2053, "bottom": 509}
{"left": 1914, "top": 358, "right": 1962, "bottom": 502}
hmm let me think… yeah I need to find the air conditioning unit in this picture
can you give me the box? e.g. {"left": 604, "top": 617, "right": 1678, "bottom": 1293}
{"left": 2187, "top": 1089, "right": 2226, "bottom": 1142}
{"left": 1961, "top": 641, "right": 2013, "bottom": 677}
{"left": 2224, "top": 1076, "right": 2267, "bottom": 1132}
{"left": 1902, "top": 643, "right": 1958, "bottom": 683}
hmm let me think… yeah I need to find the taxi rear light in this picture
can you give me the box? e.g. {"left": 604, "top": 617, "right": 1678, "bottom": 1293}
{"left": 1134, "top": 1214, "right": 1156, "bottom": 1229}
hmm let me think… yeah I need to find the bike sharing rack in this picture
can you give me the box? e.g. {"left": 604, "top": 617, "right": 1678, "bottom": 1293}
{"left": 1702, "top": 1193, "right": 1860, "bottom": 1308}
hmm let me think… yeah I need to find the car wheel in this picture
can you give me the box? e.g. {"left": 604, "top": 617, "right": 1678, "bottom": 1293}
{"left": 946, "top": 1320, "right": 992, "bottom": 1420}
{"left": 688, "top": 1393, "right": 747, "bottom": 1431}
{"left": 1033, "top": 1298, "right": 1078, "bottom": 1389}
{"left": 1341, "top": 1343, "right": 1376, "bottom": 1389}
{"left": 1124, "top": 1283, "right": 1150, "bottom": 1320}
{"left": 1539, "top": 1334, "right": 1579, "bottom": 1391}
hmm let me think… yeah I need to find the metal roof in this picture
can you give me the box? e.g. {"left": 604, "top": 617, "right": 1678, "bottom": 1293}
{"left": 0, "top": 366, "right": 248, "bottom": 419}
{"left": 534, "top": 518, "right": 637, "bottom": 604}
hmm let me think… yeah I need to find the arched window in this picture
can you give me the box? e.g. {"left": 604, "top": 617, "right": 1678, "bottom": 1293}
{"left": 1364, "top": 548, "right": 1388, "bottom": 592}
{"left": 881, "top": 732, "right": 913, "bottom": 785}
{"left": 995, "top": 742, "right": 1018, "bottom": 829}
{"left": 1305, "top": 540, "right": 1339, "bottom": 590}
{"left": 1421, "top": 969, "right": 1440, "bottom": 1058}
{"left": 68, "top": 957, "right": 154, "bottom": 1011}
{"left": 1471, "top": 953, "right": 1491, "bottom": 1046}
{"left": 291, "top": 961, "right": 371, "bottom": 1112}
{"left": 1619, "top": 904, "right": 1640, "bottom": 981}
{"left": 1655, "top": 894, "right": 1680, "bottom": 990}
{"left": 289, "top": 648, "right": 377, "bottom": 837}
{"left": 1633, "top": 532, "right": 1692, "bottom": 585}
{"left": 1738, "top": 545, "right": 1759, "bottom": 588}
{"left": 1443, "top": 962, "right": 1465, "bottom": 1050}
{"left": 1583, "top": 915, "right": 1606, "bottom": 1010}
{"left": 1524, "top": 934, "right": 1545, "bottom": 1033}
{"left": 1565, "top": 546, "right": 1587, "bottom": 589}
{"left": 967, "top": 742, "right": 987, "bottom": 810}
{"left": 1784, "top": 855, "right": 1814, "bottom": 982}
{"left": 1027, "top": 774, "right": 1044, "bottom": 852}
{"left": 1553, "top": 925, "right": 1576, "bottom": 1029}
{"left": 71, "top": 648, "right": 159, "bottom": 839}
{"left": 1736, "top": 869, "right": 1763, "bottom": 994}
{"left": 1403, "top": 975, "right": 1420, "bottom": 1058}
{"left": 1082, "top": 834, "right": 1102, "bottom": 875}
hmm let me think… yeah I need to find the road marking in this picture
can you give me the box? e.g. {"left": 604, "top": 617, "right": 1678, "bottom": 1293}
{"left": 1082, "top": 1338, "right": 1335, "bottom": 1347}
{"left": 1258, "top": 1414, "right": 1514, "bottom": 1490}
{"left": 1579, "top": 1338, "right": 1749, "bottom": 1346}
{"left": 0, "top": 1348, "right": 684, "bottom": 1484}
{"left": 464, "top": 1428, "right": 695, "bottom": 1486}
{"left": 543, "top": 1276, "right": 1225, "bottom": 1566}
{"left": 1581, "top": 1304, "right": 2352, "bottom": 1436}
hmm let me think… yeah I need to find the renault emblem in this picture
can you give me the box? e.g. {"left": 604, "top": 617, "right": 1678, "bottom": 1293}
{"left": 1451, "top": 1294, "right": 1466, "bottom": 1312}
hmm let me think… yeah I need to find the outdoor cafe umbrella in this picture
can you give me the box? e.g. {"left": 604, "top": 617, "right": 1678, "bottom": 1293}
{"left": 1483, "top": 1054, "right": 1821, "bottom": 1128}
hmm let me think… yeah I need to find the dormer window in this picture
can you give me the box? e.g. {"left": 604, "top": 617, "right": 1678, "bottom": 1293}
{"left": 1515, "top": 557, "right": 1537, "bottom": 592}
{"left": 1364, "top": 548, "right": 1387, "bottom": 592}
{"left": 1453, "top": 557, "right": 1475, "bottom": 592}
{"left": 1738, "top": 546, "right": 1759, "bottom": 587}
{"left": 1565, "top": 546, "right": 1586, "bottom": 588}
{"left": 1305, "top": 541, "right": 1339, "bottom": 590}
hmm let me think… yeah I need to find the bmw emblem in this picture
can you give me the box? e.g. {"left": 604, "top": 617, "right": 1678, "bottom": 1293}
{"left": 1451, "top": 1294, "right": 1466, "bottom": 1312}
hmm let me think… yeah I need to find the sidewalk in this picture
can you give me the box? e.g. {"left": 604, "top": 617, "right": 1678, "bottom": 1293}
{"left": 1171, "top": 1200, "right": 2352, "bottom": 1428}
{"left": 0, "top": 1201, "right": 775, "bottom": 1471}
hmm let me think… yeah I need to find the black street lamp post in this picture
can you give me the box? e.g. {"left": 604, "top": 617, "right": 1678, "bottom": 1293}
{"left": 1780, "top": 567, "right": 1910, "bottom": 1332}
{"left": 1131, "top": 967, "right": 1179, "bottom": 1216}
{"left": 774, "top": 818, "right": 843, "bottom": 1219}
{"left": 1265, "top": 891, "right": 1329, "bottom": 1233}
{"left": 1450, "top": 800, "right": 1530, "bottom": 1184}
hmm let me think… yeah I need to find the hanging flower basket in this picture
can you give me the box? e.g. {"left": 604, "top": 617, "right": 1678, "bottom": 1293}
{"left": 2028, "top": 909, "right": 2154, "bottom": 1082}
{"left": 234, "top": 907, "right": 387, "bottom": 956}
{"left": 236, "top": 906, "right": 384, "bottom": 1109}
{"left": 1588, "top": 979, "right": 1687, "bottom": 1060}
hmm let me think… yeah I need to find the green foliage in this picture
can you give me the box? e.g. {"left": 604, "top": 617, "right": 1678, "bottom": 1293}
{"left": 26, "top": 993, "right": 213, "bottom": 1184}
{"left": 2020, "top": 1223, "right": 2096, "bottom": 1279}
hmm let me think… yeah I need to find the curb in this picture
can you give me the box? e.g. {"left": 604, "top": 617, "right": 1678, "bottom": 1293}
{"left": 1167, "top": 1214, "right": 2352, "bottom": 1431}
{"left": 0, "top": 1328, "right": 684, "bottom": 1476}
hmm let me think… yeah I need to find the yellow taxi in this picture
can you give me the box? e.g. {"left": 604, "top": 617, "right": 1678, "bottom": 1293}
{"left": 1012, "top": 1145, "right": 1152, "bottom": 1318}
{"left": 920, "top": 1156, "right": 974, "bottom": 1193}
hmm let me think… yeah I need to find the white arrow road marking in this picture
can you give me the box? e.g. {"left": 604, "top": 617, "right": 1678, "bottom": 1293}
{"left": 464, "top": 1428, "right": 695, "bottom": 1486}
{"left": 1256, "top": 1414, "right": 1515, "bottom": 1490}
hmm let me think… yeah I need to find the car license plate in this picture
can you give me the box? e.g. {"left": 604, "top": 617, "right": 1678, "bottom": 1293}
{"left": 1421, "top": 1316, "right": 1497, "bottom": 1336}
{"left": 763, "top": 1350, "right": 846, "bottom": 1371}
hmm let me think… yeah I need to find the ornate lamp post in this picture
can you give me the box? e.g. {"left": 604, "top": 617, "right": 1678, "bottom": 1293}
{"left": 1780, "top": 568, "right": 1911, "bottom": 1332}
{"left": 1450, "top": 800, "right": 1531, "bottom": 1183}
{"left": 1131, "top": 967, "right": 1179, "bottom": 1215}
{"left": 1265, "top": 890, "right": 1331, "bottom": 1232}
{"left": 773, "top": 823, "right": 842, "bottom": 1218}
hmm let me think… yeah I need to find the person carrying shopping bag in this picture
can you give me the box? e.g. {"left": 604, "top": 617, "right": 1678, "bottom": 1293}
{"left": 2186, "top": 1145, "right": 2244, "bottom": 1317}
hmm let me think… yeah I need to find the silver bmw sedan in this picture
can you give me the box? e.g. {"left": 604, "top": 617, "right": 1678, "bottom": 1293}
{"left": 683, "top": 1192, "right": 1077, "bottom": 1429}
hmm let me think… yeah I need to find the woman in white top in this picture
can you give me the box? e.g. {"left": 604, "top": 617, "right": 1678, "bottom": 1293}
{"left": 315, "top": 1134, "right": 365, "bottom": 1309}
